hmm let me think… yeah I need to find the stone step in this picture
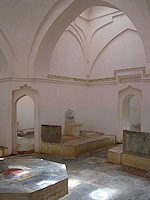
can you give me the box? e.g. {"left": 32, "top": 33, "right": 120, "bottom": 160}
{"left": 107, "top": 144, "right": 123, "bottom": 164}
{"left": 62, "top": 135, "right": 116, "bottom": 157}
{"left": 41, "top": 134, "right": 116, "bottom": 158}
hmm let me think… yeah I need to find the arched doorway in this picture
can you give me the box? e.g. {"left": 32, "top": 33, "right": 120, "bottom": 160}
{"left": 12, "top": 85, "right": 39, "bottom": 154}
{"left": 16, "top": 95, "right": 34, "bottom": 152}
{"left": 118, "top": 85, "right": 142, "bottom": 143}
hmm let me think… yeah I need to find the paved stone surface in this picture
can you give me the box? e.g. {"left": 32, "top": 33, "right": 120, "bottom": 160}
{"left": 0, "top": 157, "right": 68, "bottom": 200}
{"left": 32, "top": 145, "right": 150, "bottom": 200}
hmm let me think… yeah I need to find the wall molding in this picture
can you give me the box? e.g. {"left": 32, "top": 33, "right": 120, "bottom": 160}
{"left": 0, "top": 67, "right": 150, "bottom": 86}
{"left": 47, "top": 66, "right": 150, "bottom": 85}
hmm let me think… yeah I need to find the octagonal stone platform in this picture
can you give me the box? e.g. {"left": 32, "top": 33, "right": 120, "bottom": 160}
{"left": 0, "top": 156, "right": 68, "bottom": 200}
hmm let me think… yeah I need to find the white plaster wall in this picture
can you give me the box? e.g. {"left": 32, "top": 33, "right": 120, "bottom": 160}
{"left": 140, "top": 82, "right": 150, "bottom": 132}
{"left": 91, "top": 30, "right": 145, "bottom": 78}
{"left": 49, "top": 31, "right": 86, "bottom": 78}
{"left": 0, "top": 81, "right": 13, "bottom": 155}
{"left": 37, "top": 82, "right": 90, "bottom": 134}
{"left": 37, "top": 82, "right": 119, "bottom": 136}
{"left": 0, "top": 48, "right": 8, "bottom": 78}
{"left": 130, "top": 96, "right": 141, "bottom": 126}
{"left": 17, "top": 96, "right": 34, "bottom": 130}
{"left": 1, "top": 80, "right": 150, "bottom": 154}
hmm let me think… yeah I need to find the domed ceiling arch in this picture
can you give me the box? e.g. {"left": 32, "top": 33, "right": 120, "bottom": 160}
{"left": 30, "top": 0, "right": 150, "bottom": 78}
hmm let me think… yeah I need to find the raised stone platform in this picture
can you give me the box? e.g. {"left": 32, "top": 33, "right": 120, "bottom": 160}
{"left": 122, "top": 130, "right": 150, "bottom": 171}
{"left": 63, "top": 135, "right": 115, "bottom": 157}
{"left": 41, "top": 132, "right": 116, "bottom": 158}
{"left": 107, "top": 130, "right": 150, "bottom": 171}
{"left": 0, "top": 156, "right": 68, "bottom": 200}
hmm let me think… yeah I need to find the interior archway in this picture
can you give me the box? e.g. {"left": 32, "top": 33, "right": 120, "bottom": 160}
{"left": 12, "top": 85, "right": 39, "bottom": 154}
{"left": 16, "top": 96, "right": 34, "bottom": 152}
{"left": 31, "top": 0, "right": 149, "bottom": 78}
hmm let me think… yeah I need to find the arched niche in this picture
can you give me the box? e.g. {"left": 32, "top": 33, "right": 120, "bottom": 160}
{"left": 118, "top": 85, "right": 142, "bottom": 143}
{"left": 12, "top": 85, "right": 39, "bottom": 154}
{"left": 130, "top": 96, "right": 141, "bottom": 131}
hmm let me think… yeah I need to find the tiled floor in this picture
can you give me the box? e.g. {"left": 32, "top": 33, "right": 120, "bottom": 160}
{"left": 33, "top": 146, "right": 150, "bottom": 200}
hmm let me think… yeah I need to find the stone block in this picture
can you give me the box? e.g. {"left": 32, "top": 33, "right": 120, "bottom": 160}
{"left": 41, "top": 125, "right": 61, "bottom": 143}
{"left": 41, "top": 142, "right": 48, "bottom": 153}
{"left": 107, "top": 145, "right": 123, "bottom": 164}
{"left": 122, "top": 154, "right": 150, "bottom": 171}
{"left": 64, "top": 123, "right": 83, "bottom": 137}
{"left": 80, "top": 130, "right": 86, "bottom": 138}
{"left": 52, "top": 143, "right": 62, "bottom": 155}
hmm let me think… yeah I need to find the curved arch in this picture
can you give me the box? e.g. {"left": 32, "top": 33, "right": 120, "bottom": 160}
{"left": 29, "top": 0, "right": 150, "bottom": 78}
{"left": 68, "top": 25, "right": 86, "bottom": 58}
{"left": 12, "top": 85, "right": 39, "bottom": 154}
{"left": 118, "top": 85, "right": 143, "bottom": 143}
{"left": 49, "top": 29, "right": 86, "bottom": 76}
{"left": 0, "top": 28, "right": 16, "bottom": 77}
{"left": 74, "top": 19, "right": 87, "bottom": 42}
{"left": 90, "top": 11, "right": 124, "bottom": 42}
{"left": 29, "top": 0, "right": 118, "bottom": 77}
{"left": 89, "top": 28, "right": 138, "bottom": 76}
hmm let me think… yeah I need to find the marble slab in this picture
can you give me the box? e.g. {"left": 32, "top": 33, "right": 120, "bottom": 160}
{"left": 41, "top": 125, "right": 61, "bottom": 143}
{"left": 0, "top": 157, "right": 68, "bottom": 200}
{"left": 123, "top": 130, "right": 150, "bottom": 159}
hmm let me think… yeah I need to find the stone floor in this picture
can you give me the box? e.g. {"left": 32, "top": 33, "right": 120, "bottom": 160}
{"left": 1, "top": 145, "right": 150, "bottom": 200}
{"left": 16, "top": 137, "right": 34, "bottom": 152}
{"left": 32, "top": 146, "right": 150, "bottom": 200}
{"left": 0, "top": 156, "right": 68, "bottom": 200}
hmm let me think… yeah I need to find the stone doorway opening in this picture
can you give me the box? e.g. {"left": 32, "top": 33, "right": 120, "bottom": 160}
{"left": 16, "top": 95, "right": 35, "bottom": 152}
{"left": 12, "top": 85, "right": 39, "bottom": 154}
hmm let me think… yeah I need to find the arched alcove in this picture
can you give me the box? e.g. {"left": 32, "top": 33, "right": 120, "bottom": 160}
{"left": 12, "top": 85, "right": 39, "bottom": 154}
{"left": 122, "top": 94, "right": 141, "bottom": 131}
{"left": 130, "top": 96, "right": 141, "bottom": 131}
{"left": 118, "top": 85, "right": 142, "bottom": 143}
{"left": 16, "top": 96, "right": 34, "bottom": 152}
